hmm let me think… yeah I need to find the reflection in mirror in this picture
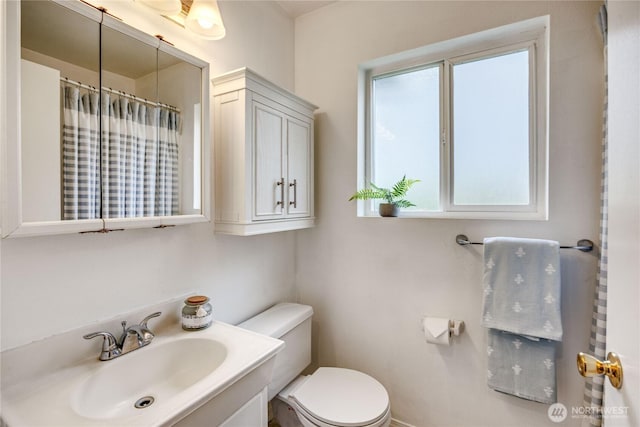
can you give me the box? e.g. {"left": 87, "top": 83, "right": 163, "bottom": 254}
{"left": 20, "top": 0, "right": 100, "bottom": 222}
{"left": 19, "top": 0, "right": 207, "bottom": 227}
{"left": 99, "top": 25, "right": 164, "bottom": 219}
{"left": 157, "top": 50, "right": 203, "bottom": 216}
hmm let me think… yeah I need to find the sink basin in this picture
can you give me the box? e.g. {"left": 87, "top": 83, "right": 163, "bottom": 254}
{"left": 71, "top": 338, "right": 227, "bottom": 420}
{"left": 1, "top": 319, "right": 284, "bottom": 426}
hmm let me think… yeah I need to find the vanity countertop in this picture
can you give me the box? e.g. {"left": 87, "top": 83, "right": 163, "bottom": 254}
{"left": 1, "top": 312, "right": 283, "bottom": 426}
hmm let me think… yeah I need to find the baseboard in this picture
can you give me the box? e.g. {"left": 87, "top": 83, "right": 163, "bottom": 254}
{"left": 390, "top": 418, "right": 417, "bottom": 427}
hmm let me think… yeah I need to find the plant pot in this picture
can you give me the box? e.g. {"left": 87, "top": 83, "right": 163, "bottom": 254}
{"left": 378, "top": 203, "right": 399, "bottom": 217}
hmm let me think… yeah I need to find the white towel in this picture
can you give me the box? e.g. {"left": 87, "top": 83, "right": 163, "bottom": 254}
{"left": 481, "top": 237, "right": 562, "bottom": 341}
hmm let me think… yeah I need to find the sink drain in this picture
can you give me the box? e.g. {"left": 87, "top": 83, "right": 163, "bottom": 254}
{"left": 134, "top": 396, "right": 155, "bottom": 409}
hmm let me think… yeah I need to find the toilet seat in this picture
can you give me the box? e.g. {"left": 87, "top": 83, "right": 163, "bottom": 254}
{"left": 286, "top": 367, "right": 390, "bottom": 427}
{"left": 291, "top": 402, "right": 391, "bottom": 427}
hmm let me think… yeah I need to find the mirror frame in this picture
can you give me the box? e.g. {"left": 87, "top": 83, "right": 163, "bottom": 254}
{"left": 2, "top": 0, "right": 211, "bottom": 238}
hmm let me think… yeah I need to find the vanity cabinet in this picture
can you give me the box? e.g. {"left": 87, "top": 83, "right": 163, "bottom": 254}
{"left": 1, "top": 0, "right": 210, "bottom": 238}
{"left": 213, "top": 68, "right": 317, "bottom": 235}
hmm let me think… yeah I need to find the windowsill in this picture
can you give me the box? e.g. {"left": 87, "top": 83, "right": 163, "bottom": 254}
{"left": 357, "top": 211, "right": 548, "bottom": 221}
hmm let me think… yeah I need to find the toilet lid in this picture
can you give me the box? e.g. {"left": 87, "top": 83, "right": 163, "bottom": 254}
{"left": 290, "top": 367, "right": 389, "bottom": 427}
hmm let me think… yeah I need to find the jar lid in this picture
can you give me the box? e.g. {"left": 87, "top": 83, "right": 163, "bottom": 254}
{"left": 185, "top": 295, "right": 209, "bottom": 306}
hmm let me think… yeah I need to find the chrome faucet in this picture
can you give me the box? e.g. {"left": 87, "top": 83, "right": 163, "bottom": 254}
{"left": 83, "top": 312, "right": 161, "bottom": 361}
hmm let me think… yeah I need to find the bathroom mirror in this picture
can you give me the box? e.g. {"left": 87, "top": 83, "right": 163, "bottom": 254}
{"left": 3, "top": 0, "right": 210, "bottom": 237}
{"left": 20, "top": 0, "right": 101, "bottom": 225}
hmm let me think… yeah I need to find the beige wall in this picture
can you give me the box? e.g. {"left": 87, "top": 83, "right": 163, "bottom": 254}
{"left": 294, "top": 2, "right": 603, "bottom": 426}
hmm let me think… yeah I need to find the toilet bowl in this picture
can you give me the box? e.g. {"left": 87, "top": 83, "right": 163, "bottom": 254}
{"left": 238, "top": 303, "right": 391, "bottom": 427}
{"left": 278, "top": 367, "right": 391, "bottom": 427}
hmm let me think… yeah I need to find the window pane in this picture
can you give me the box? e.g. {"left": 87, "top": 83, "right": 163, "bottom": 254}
{"left": 452, "top": 50, "right": 530, "bottom": 206}
{"left": 372, "top": 66, "right": 440, "bottom": 210}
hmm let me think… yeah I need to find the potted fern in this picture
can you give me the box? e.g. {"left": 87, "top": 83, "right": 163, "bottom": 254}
{"left": 349, "top": 175, "right": 420, "bottom": 217}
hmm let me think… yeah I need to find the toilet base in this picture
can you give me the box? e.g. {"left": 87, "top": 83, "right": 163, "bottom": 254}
{"left": 272, "top": 397, "right": 303, "bottom": 427}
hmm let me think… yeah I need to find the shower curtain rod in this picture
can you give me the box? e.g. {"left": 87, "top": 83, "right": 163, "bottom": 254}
{"left": 60, "top": 76, "right": 180, "bottom": 113}
{"left": 455, "top": 234, "right": 594, "bottom": 252}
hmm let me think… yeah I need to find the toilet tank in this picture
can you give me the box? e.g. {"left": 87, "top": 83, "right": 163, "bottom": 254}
{"left": 237, "top": 303, "right": 313, "bottom": 400}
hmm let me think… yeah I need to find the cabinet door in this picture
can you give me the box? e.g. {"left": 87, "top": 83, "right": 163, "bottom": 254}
{"left": 19, "top": 0, "right": 101, "bottom": 225}
{"left": 218, "top": 388, "right": 268, "bottom": 427}
{"left": 253, "top": 102, "right": 285, "bottom": 219}
{"left": 286, "top": 117, "right": 312, "bottom": 217}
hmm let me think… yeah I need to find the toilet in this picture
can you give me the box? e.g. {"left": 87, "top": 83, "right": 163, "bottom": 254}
{"left": 238, "top": 303, "right": 391, "bottom": 427}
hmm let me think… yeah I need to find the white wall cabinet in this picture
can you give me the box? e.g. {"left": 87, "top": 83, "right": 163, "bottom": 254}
{"left": 213, "top": 68, "right": 317, "bottom": 235}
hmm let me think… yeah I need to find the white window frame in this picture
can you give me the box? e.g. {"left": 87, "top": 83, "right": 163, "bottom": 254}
{"left": 356, "top": 16, "right": 549, "bottom": 220}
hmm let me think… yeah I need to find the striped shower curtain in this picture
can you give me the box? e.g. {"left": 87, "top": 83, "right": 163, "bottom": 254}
{"left": 62, "top": 85, "right": 180, "bottom": 220}
{"left": 154, "top": 108, "right": 180, "bottom": 217}
{"left": 62, "top": 86, "right": 100, "bottom": 220}
{"left": 581, "top": 5, "right": 608, "bottom": 427}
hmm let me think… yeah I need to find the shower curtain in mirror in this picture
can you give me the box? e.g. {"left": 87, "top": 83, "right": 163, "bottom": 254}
{"left": 62, "top": 84, "right": 180, "bottom": 220}
{"left": 581, "top": 5, "right": 608, "bottom": 427}
{"left": 63, "top": 86, "right": 100, "bottom": 220}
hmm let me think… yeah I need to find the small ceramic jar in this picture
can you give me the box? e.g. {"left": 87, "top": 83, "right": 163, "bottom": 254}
{"left": 181, "top": 295, "right": 213, "bottom": 330}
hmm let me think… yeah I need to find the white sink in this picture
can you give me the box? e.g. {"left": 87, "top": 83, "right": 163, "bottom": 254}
{"left": 1, "top": 320, "right": 283, "bottom": 426}
{"left": 71, "top": 338, "right": 227, "bottom": 420}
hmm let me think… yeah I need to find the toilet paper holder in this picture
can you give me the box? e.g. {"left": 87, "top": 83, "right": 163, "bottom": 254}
{"left": 448, "top": 319, "right": 465, "bottom": 337}
{"left": 421, "top": 317, "right": 465, "bottom": 345}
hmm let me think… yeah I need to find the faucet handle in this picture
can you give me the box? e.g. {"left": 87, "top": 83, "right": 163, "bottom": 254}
{"left": 139, "top": 311, "right": 162, "bottom": 342}
{"left": 83, "top": 331, "right": 121, "bottom": 361}
{"left": 140, "top": 311, "right": 162, "bottom": 328}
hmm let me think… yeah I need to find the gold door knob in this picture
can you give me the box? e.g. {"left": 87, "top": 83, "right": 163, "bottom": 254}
{"left": 577, "top": 352, "right": 623, "bottom": 389}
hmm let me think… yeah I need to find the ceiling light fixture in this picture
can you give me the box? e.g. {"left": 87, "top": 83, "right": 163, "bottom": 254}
{"left": 184, "top": 0, "right": 226, "bottom": 40}
{"left": 138, "top": 0, "right": 226, "bottom": 41}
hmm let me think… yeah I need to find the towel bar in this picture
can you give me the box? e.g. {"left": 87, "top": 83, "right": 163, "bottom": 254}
{"left": 455, "top": 234, "right": 594, "bottom": 252}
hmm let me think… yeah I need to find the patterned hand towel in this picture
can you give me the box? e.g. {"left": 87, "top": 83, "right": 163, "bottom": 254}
{"left": 481, "top": 237, "right": 562, "bottom": 404}
{"left": 487, "top": 329, "right": 557, "bottom": 404}
{"left": 481, "top": 237, "right": 562, "bottom": 341}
